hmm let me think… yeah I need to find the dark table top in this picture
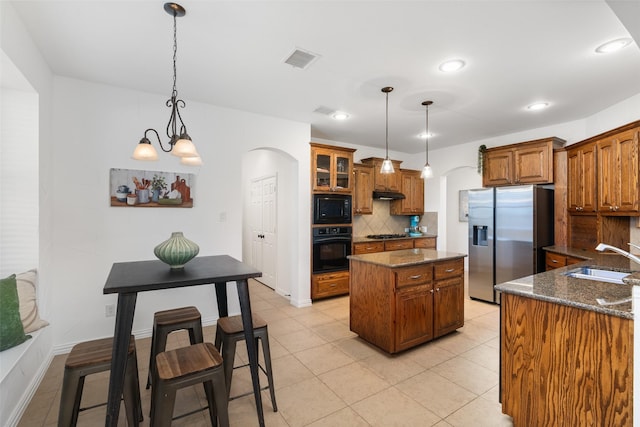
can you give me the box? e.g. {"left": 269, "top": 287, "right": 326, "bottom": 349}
{"left": 104, "top": 255, "right": 262, "bottom": 294}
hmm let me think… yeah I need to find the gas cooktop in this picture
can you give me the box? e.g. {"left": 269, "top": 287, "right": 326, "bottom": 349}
{"left": 366, "top": 234, "right": 408, "bottom": 239}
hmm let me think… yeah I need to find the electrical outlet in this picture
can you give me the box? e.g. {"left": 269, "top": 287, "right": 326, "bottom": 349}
{"left": 105, "top": 304, "right": 116, "bottom": 317}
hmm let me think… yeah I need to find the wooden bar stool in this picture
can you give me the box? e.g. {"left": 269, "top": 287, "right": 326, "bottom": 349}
{"left": 147, "top": 306, "right": 203, "bottom": 389}
{"left": 151, "top": 342, "right": 229, "bottom": 427}
{"left": 58, "top": 336, "right": 141, "bottom": 427}
{"left": 214, "top": 313, "right": 277, "bottom": 411}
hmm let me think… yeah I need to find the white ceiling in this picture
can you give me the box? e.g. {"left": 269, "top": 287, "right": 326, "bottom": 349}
{"left": 8, "top": 0, "right": 640, "bottom": 153}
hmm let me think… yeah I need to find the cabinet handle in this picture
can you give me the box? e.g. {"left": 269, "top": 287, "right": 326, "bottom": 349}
{"left": 329, "top": 283, "right": 337, "bottom": 287}
{"left": 445, "top": 268, "right": 454, "bottom": 273}
{"left": 409, "top": 275, "right": 422, "bottom": 279}
{"left": 551, "top": 259, "right": 558, "bottom": 263}
{"left": 430, "top": 289, "right": 434, "bottom": 293}
{"left": 436, "top": 288, "right": 440, "bottom": 292}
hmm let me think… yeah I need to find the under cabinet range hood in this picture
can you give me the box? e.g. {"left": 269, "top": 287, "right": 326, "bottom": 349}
{"left": 372, "top": 190, "right": 405, "bottom": 200}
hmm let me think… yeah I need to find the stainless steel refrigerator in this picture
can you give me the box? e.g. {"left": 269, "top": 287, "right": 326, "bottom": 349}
{"left": 468, "top": 185, "right": 554, "bottom": 303}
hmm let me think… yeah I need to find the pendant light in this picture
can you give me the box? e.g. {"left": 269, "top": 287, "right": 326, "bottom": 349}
{"left": 420, "top": 100, "right": 434, "bottom": 179}
{"left": 132, "top": 3, "right": 202, "bottom": 166}
{"left": 380, "top": 86, "right": 395, "bottom": 174}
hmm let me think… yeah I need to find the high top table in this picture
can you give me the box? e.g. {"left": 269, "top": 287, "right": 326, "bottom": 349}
{"left": 103, "top": 255, "right": 265, "bottom": 427}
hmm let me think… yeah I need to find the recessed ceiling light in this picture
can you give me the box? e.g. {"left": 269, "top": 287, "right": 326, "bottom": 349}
{"left": 439, "top": 59, "right": 466, "bottom": 72}
{"left": 418, "top": 132, "right": 435, "bottom": 139}
{"left": 527, "top": 102, "right": 549, "bottom": 111}
{"left": 595, "top": 38, "right": 633, "bottom": 54}
{"left": 332, "top": 112, "right": 350, "bottom": 120}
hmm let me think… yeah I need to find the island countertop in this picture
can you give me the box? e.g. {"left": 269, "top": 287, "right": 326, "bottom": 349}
{"left": 348, "top": 248, "right": 466, "bottom": 268}
{"left": 495, "top": 252, "right": 638, "bottom": 319}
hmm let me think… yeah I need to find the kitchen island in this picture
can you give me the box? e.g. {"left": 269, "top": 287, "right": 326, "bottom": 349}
{"left": 495, "top": 255, "right": 635, "bottom": 426}
{"left": 348, "top": 248, "right": 466, "bottom": 353}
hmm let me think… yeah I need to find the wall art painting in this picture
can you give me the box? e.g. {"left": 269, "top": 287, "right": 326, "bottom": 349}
{"left": 110, "top": 168, "right": 194, "bottom": 208}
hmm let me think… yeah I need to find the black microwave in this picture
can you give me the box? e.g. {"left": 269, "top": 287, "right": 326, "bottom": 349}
{"left": 313, "top": 194, "right": 352, "bottom": 224}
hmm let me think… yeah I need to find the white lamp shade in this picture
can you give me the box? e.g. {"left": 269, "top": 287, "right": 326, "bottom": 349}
{"left": 380, "top": 158, "right": 395, "bottom": 174}
{"left": 180, "top": 155, "right": 203, "bottom": 166}
{"left": 172, "top": 138, "right": 199, "bottom": 157}
{"left": 132, "top": 142, "right": 159, "bottom": 161}
{"left": 421, "top": 164, "right": 433, "bottom": 179}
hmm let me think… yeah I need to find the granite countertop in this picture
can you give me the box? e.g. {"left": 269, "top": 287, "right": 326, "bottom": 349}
{"left": 353, "top": 233, "right": 438, "bottom": 244}
{"left": 348, "top": 248, "right": 466, "bottom": 268}
{"left": 496, "top": 247, "right": 639, "bottom": 319}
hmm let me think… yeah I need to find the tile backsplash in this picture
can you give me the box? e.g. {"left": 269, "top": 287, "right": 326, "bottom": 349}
{"left": 353, "top": 200, "right": 438, "bottom": 237}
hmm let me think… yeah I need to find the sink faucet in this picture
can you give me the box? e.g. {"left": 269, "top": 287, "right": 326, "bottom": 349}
{"left": 595, "top": 243, "right": 640, "bottom": 265}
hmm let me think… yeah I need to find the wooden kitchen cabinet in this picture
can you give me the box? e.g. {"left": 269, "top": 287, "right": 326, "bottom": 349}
{"left": 311, "top": 270, "right": 349, "bottom": 300}
{"left": 353, "top": 237, "right": 436, "bottom": 254}
{"left": 353, "top": 163, "right": 374, "bottom": 215}
{"left": 483, "top": 137, "right": 565, "bottom": 187}
{"left": 360, "top": 157, "right": 402, "bottom": 192}
{"left": 501, "top": 293, "right": 632, "bottom": 426}
{"left": 413, "top": 236, "right": 436, "bottom": 249}
{"left": 352, "top": 241, "right": 384, "bottom": 254}
{"left": 350, "top": 255, "right": 465, "bottom": 353}
{"left": 310, "top": 143, "right": 356, "bottom": 193}
{"left": 567, "top": 141, "right": 597, "bottom": 213}
{"left": 395, "top": 284, "right": 434, "bottom": 351}
{"left": 597, "top": 127, "right": 640, "bottom": 214}
{"left": 384, "top": 239, "right": 414, "bottom": 251}
{"left": 390, "top": 169, "right": 424, "bottom": 215}
{"left": 433, "top": 258, "right": 464, "bottom": 337}
{"left": 544, "top": 251, "right": 584, "bottom": 271}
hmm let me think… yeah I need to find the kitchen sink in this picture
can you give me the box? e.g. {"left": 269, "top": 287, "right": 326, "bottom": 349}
{"left": 563, "top": 266, "right": 630, "bottom": 284}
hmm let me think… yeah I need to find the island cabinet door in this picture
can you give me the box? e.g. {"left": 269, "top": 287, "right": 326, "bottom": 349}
{"left": 433, "top": 276, "right": 464, "bottom": 337}
{"left": 395, "top": 284, "right": 434, "bottom": 352}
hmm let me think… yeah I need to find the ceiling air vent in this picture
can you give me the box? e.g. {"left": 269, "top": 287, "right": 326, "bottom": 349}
{"left": 283, "top": 48, "right": 320, "bottom": 69}
{"left": 313, "top": 106, "right": 335, "bottom": 115}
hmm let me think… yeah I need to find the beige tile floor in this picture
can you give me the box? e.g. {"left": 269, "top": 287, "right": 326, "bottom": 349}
{"left": 18, "top": 279, "right": 514, "bottom": 427}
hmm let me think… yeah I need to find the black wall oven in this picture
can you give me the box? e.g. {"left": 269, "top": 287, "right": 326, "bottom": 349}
{"left": 313, "top": 194, "right": 352, "bottom": 224}
{"left": 312, "top": 226, "right": 352, "bottom": 273}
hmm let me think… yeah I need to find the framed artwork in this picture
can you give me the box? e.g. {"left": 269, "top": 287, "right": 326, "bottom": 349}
{"left": 109, "top": 168, "right": 194, "bottom": 208}
{"left": 459, "top": 190, "right": 469, "bottom": 222}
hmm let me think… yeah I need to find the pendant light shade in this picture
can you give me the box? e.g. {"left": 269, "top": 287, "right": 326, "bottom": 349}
{"left": 380, "top": 86, "right": 395, "bottom": 174}
{"left": 420, "top": 100, "right": 433, "bottom": 179}
{"left": 131, "top": 3, "right": 202, "bottom": 166}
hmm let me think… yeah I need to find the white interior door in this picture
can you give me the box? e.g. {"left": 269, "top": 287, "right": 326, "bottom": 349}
{"left": 249, "top": 175, "right": 277, "bottom": 289}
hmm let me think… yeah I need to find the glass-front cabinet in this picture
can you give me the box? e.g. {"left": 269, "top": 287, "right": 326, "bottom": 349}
{"left": 311, "top": 143, "right": 355, "bottom": 193}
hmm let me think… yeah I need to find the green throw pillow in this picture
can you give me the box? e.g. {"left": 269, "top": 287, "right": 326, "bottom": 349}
{"left": 0, "top": 274, "right": 31, "bottom": 351}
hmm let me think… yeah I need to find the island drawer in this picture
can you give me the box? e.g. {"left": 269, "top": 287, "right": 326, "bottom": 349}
{"left": 434, "top": 259, "right": 464, "bottom": 280}
{"left": 353, "top": 241, "right": 384, "bottom": 254}
{"left": 395, "top": 265, "right": 433, "bottom": 288}
{"left": 385, "top": 239, "right": 414, "bottom": 251}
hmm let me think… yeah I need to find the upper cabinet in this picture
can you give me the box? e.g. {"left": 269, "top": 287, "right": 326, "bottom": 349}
{"left": 564, "top": 121, "right": 640, "bottom": 216}
{"left": 567, "top": 141, "right": 597, "bottom": 213}
{"left": 597, "top": 127, "right": 640, "bottom": 214}
{"left": 390, "top": 169, "right": 424, "bottom": 215}
{"left": 483, "top": 137, "right": 565, "bottom": 187}
{"left": 311, "top": 143, "right": 356, "bottom": 193}
{"left": 353, "top": 163, "right": 374, "bottom": 215}
{"left": 360, "top": 157, "right": 402, "bottom": 192}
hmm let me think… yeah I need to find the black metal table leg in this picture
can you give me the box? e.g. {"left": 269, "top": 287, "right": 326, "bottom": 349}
{"left": 236, "top": 278, "right": 265, "bottom": 427}
{"left": 214, "top": 282, "right": 228, "bottom": 317}
{"left": 105, "top": 292, "right": 137, "bottom": 427}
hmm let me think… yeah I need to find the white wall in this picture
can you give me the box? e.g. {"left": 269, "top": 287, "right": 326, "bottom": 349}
{"left": 48, "top": 77, "right": 310, "bottom": 349}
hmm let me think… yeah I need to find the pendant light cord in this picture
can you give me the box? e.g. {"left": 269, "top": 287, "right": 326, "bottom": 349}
{"left": 385, "top": 90, "right": 389, "bottom": 158}
{"left": 425, "top": 102, "right": 429, "bottom": 165}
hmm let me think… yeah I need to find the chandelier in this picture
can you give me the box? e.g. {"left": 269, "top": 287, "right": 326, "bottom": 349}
{"left": 131, "top": 3, "right": 202, "bottom": 166}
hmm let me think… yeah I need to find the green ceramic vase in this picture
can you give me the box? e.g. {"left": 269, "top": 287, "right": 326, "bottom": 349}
{"left": 153, "top": 232, "right": 199, "bottom": 270}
